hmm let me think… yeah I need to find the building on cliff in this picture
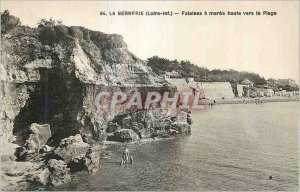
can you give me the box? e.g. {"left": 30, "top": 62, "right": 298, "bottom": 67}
{"left": 195, "top": 82, "right": 235, "bottom": 100}
{"left": 164, "top": 70, "right": 182, "bottom": 79}
{"left": 256, "top": 88, "right": 275, "bottom": 97}
{"left": 165, "top": 77, "right": 235, "bottom": 101}
{"left": 240, "top": 79, "right": 254, "bottom": 88}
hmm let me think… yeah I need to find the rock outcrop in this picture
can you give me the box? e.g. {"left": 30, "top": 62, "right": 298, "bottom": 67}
{"left": 15, "top": 123, "right": 51, "bottom": 161}
{"left": 25, "top": 159, "right": 71, "bottom": 186}
{"left": 1, "top": 159, "right": 70, "bottom": 190}
{"left": 107, "top": 129, "right": 140, "bottom": 142}
{"left": 68, "top": 145, "right": 100, "bottom": 173}
{"left": 44, "top": 159, "right": 71, "bottom": 186}
{"left": 0, "top": 12, "right": 192, "bottom": 190}
{"left": 54, "top": 134, "right": 90, "bottom": 164}
{"left": 52, "top": 134, "right": 100, "bottom": 172}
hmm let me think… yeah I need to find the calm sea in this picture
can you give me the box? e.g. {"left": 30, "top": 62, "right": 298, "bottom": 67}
{"left": 51, "top": 102, "right": 299, "bottom": 191}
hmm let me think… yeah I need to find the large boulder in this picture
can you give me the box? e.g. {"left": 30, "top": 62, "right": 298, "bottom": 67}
{"left": 25, "top": 123, "right": 51, "bottom": 151}
{"left": 106, "top": 122, "right": 121, "bottom": 133}
{"left": 68, "top": 146, "right": 100, "bottom": 173}
{"left": 15, "top": 123, "right": 51, "bottom": 161}
{"left": 54, "top": 134, "right": 90, "bottom": 164}
{"left": 26, "top": 167, "right": 51, "bottom": 185}
{"left": 83, "top": 146, "right": 100, "bottom": 172}
{"left": 1, "top": 161, "right": 39, "bottom": 191}
{"left": 138, "top": 126, "right": 151, "bottom": 138}
{"left": 46, "top": 159, "right": 71, "bottom": 186}
{"left": 107, "top": 129, "right": 139, "bottom": 142}
{"left": 121, "top": 116, "right": 132, "bottom": 129}
{"left": 171, "top": 122, "right": 191, "bottom": 134}
{"left": 130, "top": 122, "right": 145, "bottom": 138}
{"left": 2, "top": 159, "right": 70, "bottom": 188}
{"left": 153, "top": 118, "right": 172, "bottom": 131}
{"left": 25, "top": 159, "right": 71, "bottom": 186}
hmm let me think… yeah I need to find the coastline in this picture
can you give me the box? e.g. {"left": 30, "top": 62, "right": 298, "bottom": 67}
{"left": 202, "top": 96, "right": 299, "bottom": 105}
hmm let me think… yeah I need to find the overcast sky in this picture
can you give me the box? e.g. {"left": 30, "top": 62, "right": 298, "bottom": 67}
{"left": 1, "top": 1, "right": 299, "bottom": 82}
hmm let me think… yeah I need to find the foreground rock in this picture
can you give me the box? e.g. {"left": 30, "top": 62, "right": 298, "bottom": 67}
{"left": 26, "top": 123, "right": 51, "bottom": 150}
{"left": 44, "top": 159, "right": 71, "bottom": 186}
{"left": 26, "top": 159, "right": 70, "bottom": 186}
{"left": 54, "top": 134, "right": 100, "bottom": 173}
{"left": 54, "top": 134, "right": 90, "bottom": 164}
{"left": 2, "top": 134, "right": 100, "bottom": 190}
{"left": 15, "top": 123, "right": 51, "bottom": 161}
{"left": 171, "top": 122, "right": 191, "bottom": 134}
{"left": 1, "top": 159, "right": 70, "bottom": 190}
{"left": 1, "top": 161, "right": 37, "bottom": 191}
{"left": 68, "top": 145, "right": 101, "bottom": 173}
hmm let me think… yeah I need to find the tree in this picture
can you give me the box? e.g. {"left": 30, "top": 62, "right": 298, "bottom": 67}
{"left": 1, "top": 10, "right": 10, "bottom": 23}
{"left": 37, "top": 18, "right": 62, "bottom": 28}
{"left": 146, "top": 56, "right": 272, "bottom": 85}
{"left": 1, "top": 10, "right": 21, "bottom": 33}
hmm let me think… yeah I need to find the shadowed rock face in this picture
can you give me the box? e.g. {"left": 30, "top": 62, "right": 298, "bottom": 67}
{"left": 0, "top": 13, "right": 192, "bottom": 189}
{"left": 0, "top": 13, "right": 188, "bottom": 147}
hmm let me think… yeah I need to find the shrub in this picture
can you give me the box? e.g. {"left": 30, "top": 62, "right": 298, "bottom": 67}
{"left": 37, "top": 18, "right": 62, "bottom": 28}
{"left": 1, "top": 10, "right": 21, "bottom": 33}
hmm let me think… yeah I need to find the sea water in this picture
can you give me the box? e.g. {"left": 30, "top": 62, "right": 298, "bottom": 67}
{"left": 51, "top": 102, "right": 299, "bottom": 191}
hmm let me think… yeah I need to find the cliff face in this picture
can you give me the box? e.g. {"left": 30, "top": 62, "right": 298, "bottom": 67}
{"left": 1, "top": 13, "right": 191, "bottom": 163}
{"left": 0, "top": 13, "right": 192, "bottom": 190}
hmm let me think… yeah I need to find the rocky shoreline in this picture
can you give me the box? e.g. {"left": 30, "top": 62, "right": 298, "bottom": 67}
{"left": 2, "top": 114, "right": 192, "bottom": 191}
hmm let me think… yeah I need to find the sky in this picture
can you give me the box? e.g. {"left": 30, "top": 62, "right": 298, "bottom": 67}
{"left": 1, "top": 1, "right": 299, "bottom": 83}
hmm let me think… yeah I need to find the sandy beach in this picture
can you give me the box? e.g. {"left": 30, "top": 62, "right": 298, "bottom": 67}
{"left": 202, "top": 96, "right": 299, "bottom": 105}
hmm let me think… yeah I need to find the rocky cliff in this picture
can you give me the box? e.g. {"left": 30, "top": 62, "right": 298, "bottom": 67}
{"left": 0, "top": 13, "right": 191, "bottom": 190}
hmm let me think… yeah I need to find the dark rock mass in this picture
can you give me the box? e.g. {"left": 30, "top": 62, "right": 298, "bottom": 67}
{"left": 107, "top": 129, "right": 140, "bottom": 142}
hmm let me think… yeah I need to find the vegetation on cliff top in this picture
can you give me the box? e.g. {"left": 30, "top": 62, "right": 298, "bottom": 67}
{"left": 147, "top": 56, "right": 299, "bottom": 91}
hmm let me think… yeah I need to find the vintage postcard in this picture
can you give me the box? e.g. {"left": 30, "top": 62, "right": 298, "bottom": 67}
{"left": 0, "top": 1, "right": 299, "bottom": 191}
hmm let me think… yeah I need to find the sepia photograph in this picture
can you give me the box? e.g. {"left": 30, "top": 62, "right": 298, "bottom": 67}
{"left": 0, "top": 1, "right": 299, "bottom": 191}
